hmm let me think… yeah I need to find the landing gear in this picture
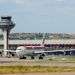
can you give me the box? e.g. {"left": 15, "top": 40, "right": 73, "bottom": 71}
{"left": 19, "top": 56, "right": 27, "bottom": 59}
{"left": 31, "top": 56, "right": 35, "bottom": 59}
{"left": 38, "top": 53, "right": 45, "bottom": 59}
{"left": 39, "top": 56, "right": 43, "bottom": 59}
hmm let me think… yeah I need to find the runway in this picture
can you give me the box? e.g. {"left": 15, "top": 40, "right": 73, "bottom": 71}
{"left": 0, "top": 57, "right": 75, "bottom": 67}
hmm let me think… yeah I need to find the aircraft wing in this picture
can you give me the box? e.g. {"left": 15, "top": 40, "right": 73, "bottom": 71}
{"left": 34, "top": 49, "right": 75, "bottom": 54}
{"left": 34, "top": 49, "right": 68, "bottom": 54}
{"left": 3, "top": 49, "right": 16, "bottom": 53}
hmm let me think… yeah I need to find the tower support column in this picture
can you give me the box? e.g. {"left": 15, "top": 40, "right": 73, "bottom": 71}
{"left": 3, "top": 29, "right": 9, "bottom": 50}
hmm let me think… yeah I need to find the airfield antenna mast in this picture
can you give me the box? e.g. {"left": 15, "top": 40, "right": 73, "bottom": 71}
{"left": 42, "top": 33, "right": 46, "bottom": 47}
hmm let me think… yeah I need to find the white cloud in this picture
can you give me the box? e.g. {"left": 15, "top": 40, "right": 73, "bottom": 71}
{"left": 56, "top": 0, "right": 63, "bottom": 1}
{"left": 0, "top": 0, "right": 31, "bottom": 5}
{"left": 55, "top": 0, "right": 67, "bottom": 3}
{"left": 13, "top": 0, "right": 25, "bottom": 5}
{"left": 0, "top": 0, "right": 67, "bottom": 5}
{"left": 56, "top": 0, "right": 65, "bottom": 2}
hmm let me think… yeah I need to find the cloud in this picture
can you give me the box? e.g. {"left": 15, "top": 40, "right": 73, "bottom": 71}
{"left": 0, "top": 0, "right": 67, "bottom": 5}
{"left": 56, "top": 0, "right": 65, "bottom": 2}
{"left": 56, "top": 0, "right": 63, "bottom": 1}
{"left": 13, "top": 0, "right": 25, "bottom": 5}
{"left": 0, "top": 0, "right": 30, "bottom": 5}
{"left": 55, "top": 0, "right": 68, "bottom": 3}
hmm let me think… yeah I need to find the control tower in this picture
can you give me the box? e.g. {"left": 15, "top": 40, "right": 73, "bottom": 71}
{"left": 0, "top": 16, "right": 15, "bottom": 50}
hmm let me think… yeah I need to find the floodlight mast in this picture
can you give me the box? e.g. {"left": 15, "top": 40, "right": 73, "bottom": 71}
{"left": 0, "top": 16, "right": 15, "bottom": 50}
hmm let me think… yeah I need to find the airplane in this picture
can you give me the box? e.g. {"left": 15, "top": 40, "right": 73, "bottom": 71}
{"left": 2, "top": 45, "right": 75, "bottom": 59}
{"left": 11, "top": 46, "right": 75, "bottom": 59}
{"left": 15, "top": 46, "right": 46, "bottom": 59}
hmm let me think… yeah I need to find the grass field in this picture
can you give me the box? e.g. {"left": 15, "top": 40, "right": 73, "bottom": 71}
{"left": 0, "top": 56, "right": 75, "bottom": 74}
{"left": 0, "top": 66, "right": 75, "bottom": 74}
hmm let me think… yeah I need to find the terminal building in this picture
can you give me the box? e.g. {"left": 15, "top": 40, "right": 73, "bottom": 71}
{"left": 4, "top": 33, "right": 75, "bottom": 50}
{"left": 0, "top": 16, "right": 75, "bottom": 50}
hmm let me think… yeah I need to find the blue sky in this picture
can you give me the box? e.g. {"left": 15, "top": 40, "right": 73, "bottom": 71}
{"left": 0, "top": 0, "right": 75, "bottom": 33}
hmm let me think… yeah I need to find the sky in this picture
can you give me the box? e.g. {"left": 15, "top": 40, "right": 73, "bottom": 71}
{"left": 0, "top": 0, "right": 75, "bottom": 33}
